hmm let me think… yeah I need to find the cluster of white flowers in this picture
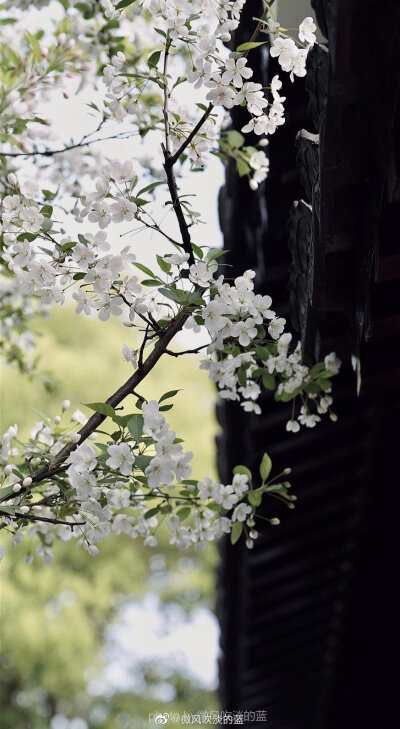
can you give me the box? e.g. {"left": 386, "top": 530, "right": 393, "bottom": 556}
{"left": 0, "top": 3, "right": 341, "bottom": 565}
{"left": 186, "top": 268, "right": 341, "bottom": 426}
{"left": 97, "top": 3, "right": 316, "bottom": 175}
{"left": 0, "top": 397, "right": 292, "bottom": 561}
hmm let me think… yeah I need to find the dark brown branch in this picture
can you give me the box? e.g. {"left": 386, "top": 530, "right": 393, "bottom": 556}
{"left": 0, "top": 311, "right": 189, "bottom": 497}
{"left": 1, "top": 511, "right": 85, "bottom": 527}
{"left": 169, "top": 103, "right": 213, "bottom": 166}
{"left": 247, "top": 1, "right": 276, "bottom": 49}
{"left": 1, "top": 129, "right": 140, "bottom": 158}
{"left": 164, "top": 344, "right": 208, "bottom": 357}
{"left": 138, "top": 324, "right": 150, "bottom": 369}
{"left": 0, "top": 10, "right": 277, "bottom": 503}
{"left": 162, "top": 150, "right": 195, "bottom": 266}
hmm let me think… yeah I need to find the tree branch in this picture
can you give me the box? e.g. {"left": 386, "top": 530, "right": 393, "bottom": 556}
{"left": 26, "top": 312, "right": 188, "bottom": 488}
{"left": 0, "top": 512, "right": 86, "bottom": 527}
{"left": 169, "top": 103, "right": 214, "bottom": 166}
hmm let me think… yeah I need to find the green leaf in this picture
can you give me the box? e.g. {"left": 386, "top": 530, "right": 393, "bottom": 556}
{"left": 127, "top": 414, "right": 144, "bottom": 441}
{"left": 148, "top": 50, "right": 161, "bottom": 68}
{"left": 135, "top": 454, "right": 152, "bottom": 471}
{"left": 260, "top": 452, "right": 272, "bottom": 481}
{"left": 137, "top": 180, "right": 165, "bottom": 196}
{"left": 115, "top": 0, "right": 137, "bottom": 8}
{"left": 156, "top": 255, "right": 171, "bottom": 274}
{"left": 236, "top": 158, "right": 251, "bottom": 177}
{"left": 39, "top": 205, "right": 53, "bottom": 217}
{"left": 318, "top": 379, "right": 332, "bottom": 392}
{"left": 207, "top": 248, "right": 226, "bottom": 262}
{"left": 236, "top": 41, "right": 267, "bottom": 51}
{"left": 191, "top": 242, "right": 203, "bottom": 259}
{"left": 256, "top": 345, "right": 270, "bottom": 360}
{"left": 84, "top": 402, "right": 115, "bottom": 418}
{"left": 61, "top": 241, "right": 77, "bottom": 252}
{"left": 237, "top": 365, "right": 247, "bottom": 387}
{"left": 159, "top": 389, "right": 180, "bottom": 403}
{"left": 227, "top": 130, "right": 245, "bottom": 149}
{"left": 25, "top": 32, "right": 42, "bottom": 61}
{"left": 309, "top": 362, "right": 326, "bottom": 377}
{"left": 144, "top": 507, "right": 159, "bottom": 520}
{"left": 262, "top": 372, "right": 275, "bottom": 390}
{"left": 176, "top": 507, "right": 191, "bottom": 520}
{"left": 233, "top": 465, "right": 252, "bottom": 480}
{"left": 133, "top": 262, "right": 156, "bottom": 277}
{"left": 17, "top": 233, "right": 36, "bottom": 242}
{"left": 248, "top": 491, "right": 262, "bottom": 507}
{"left": 0, "top": 486, "right": 17, "bottom": 503}
{"left": 0, "top": 505, "right": 17, "bottom": 515}
{"left": 230, "top": 521, "right": 243, "bottom": 545}
{"left": 304, "top": 382, "right": 322, "bottom": 394}
{"left": 158, "top": 287, "right": 186, "bottom": 304}
{"left": 141, "top": 279, "right": 161, "bottom": 287}
{"left": 111, "top": 414, "right": 132, "bottom": 428}
{"left": 41, "top": 218, "right": 52, "bottom": 233}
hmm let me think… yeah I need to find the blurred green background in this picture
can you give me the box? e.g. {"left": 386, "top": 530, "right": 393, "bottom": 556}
{"left": 0, "top": 307, "right": 220, "bottom": 729}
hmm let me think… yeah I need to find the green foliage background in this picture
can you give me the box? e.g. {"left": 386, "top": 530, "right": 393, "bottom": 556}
{"left": 0, "top": 307, "right": 219, "bottom": 728}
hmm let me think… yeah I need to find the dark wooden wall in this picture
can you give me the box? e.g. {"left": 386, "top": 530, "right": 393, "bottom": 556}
{"left": 217, "top": 2, "right": 400, "bottom": 727}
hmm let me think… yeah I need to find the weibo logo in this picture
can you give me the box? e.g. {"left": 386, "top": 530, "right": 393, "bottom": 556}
{"left": 154, "top": 714, "right": 169, "bottom": 725}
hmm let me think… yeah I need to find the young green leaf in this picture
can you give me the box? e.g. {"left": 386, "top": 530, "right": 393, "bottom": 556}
{"left": 159, "top": 389, "right": 181, "bottom": 403}
{"left": 260, "top": 452, "right": 272, "bottom": 481}
{"left": 248, "top": 491, "right": 262, "bottom": 507}
{"left": 84, "top": 402, "right": 116, "bottom": 418}
{"left": 127, "top": 414, "right": 144, "bottom": 441}
{"left": 236, "top": 41, "right": 267, "bottom": 51}
{"left": 233, "top": 465, "right": 252, "bottom": 480}
{"left": 231, "top": 521, "right": 243, "bottom": 545}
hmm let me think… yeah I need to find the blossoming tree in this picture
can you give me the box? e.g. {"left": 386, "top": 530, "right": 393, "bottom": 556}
{"left": 0, "top": 0, "right": 341, "bottom": 563}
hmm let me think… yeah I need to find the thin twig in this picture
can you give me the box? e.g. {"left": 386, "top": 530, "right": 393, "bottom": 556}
{"left": 0, "top": 129, "right": 141, "bottom": 158}
{"left": 169, "top": 103, "right": 214, "bottom": 166}
{"left": 1, "top": 511, "right": 86, "bottom": 527}
{"left": 164, "top": 343, "right": 209, "bottom": 357}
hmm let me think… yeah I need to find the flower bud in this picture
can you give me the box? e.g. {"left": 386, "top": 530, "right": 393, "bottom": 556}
{"left": 7, "top": 173, "right": 17, "bottom": 186}
{"left": 70, "top": 433, "right": 81, "bottom": 443}
{"left": 13, "top": 483, "right": 22, "bottom": 493}
{"left": 62, "top": 399, "right": 70, "bottom": 410}
{"left": 4, "top": 464, "right": 13, "bottom": 476}
{"left": 54, "top": 416, "right": 61, "bottom": 425}
{"left": 23, "top": 477, "right": 32, "bottom": 487}
{"left": 258, "top": 138, "right": 269, "bottom": 147}
{"left": 87, "top": 544, "right": 99, "bottom": 556}
{"left": 246, "top": 538, "right": 254, "bottom": 549}
{"left": 57, "top": 33, "right": 67, "bottom": 45}
{"left": 283, "top": 467, "right": 291, "bottom": 475}
{"left": 270, "top": 517, "right": 280, "bottom": 526}
{"left": 19, "top": 506, "right": 29, "bottom": 515}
